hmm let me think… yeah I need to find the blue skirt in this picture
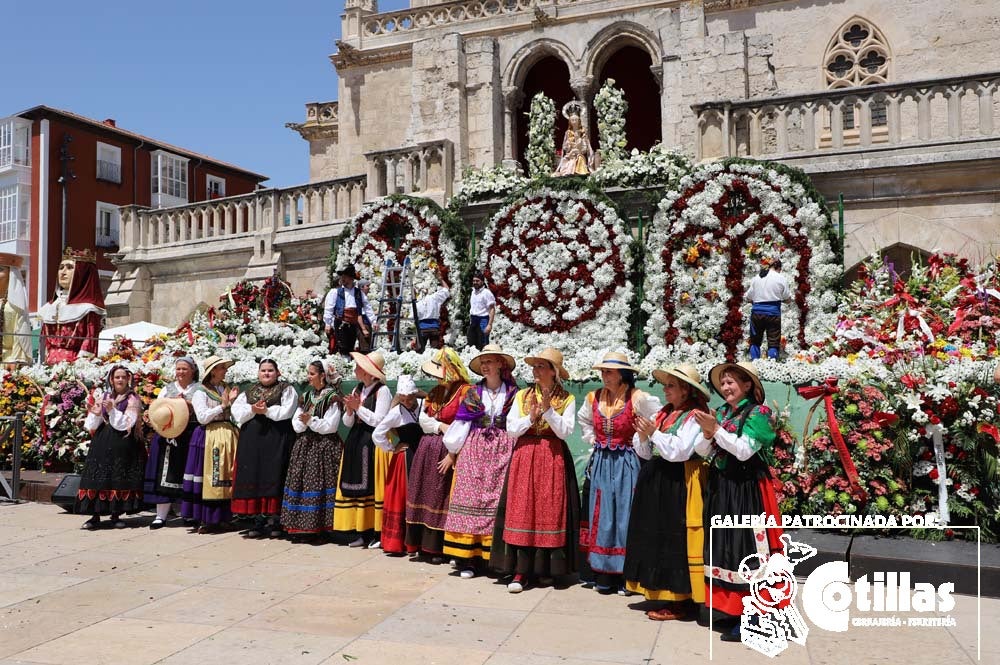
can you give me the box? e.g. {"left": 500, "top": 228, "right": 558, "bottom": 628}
{"left": 580, "top": 446, "right": 640, "bottom": 576}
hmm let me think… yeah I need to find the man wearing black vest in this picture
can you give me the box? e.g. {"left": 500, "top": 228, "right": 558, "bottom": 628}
{"left": 323, "top": 265, "right": 374, "bottom": 355}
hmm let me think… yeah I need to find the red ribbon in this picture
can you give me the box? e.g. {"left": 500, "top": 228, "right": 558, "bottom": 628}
{"left": 797, "top": 377, "right": 868, "bottom": 502}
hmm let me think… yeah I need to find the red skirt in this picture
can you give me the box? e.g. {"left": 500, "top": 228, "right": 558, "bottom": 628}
{"left": 381, "top": 451, "right": 407, "bottom": 553}
{"left": 502, "top": 434, "right": 568, "bottom": 549}
{"left": 232, "top": 496, "right": 281, "bottom": 516}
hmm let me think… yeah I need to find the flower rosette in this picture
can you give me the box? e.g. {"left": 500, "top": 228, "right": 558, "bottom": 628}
{"left": 644, "top": 161, "right": 840, "bottom": 359}
{"left": 477, "top": 189, "right": 633, "bottom": 376}
{"left": 335, "top": 197, "right": 464, "bottom": 340}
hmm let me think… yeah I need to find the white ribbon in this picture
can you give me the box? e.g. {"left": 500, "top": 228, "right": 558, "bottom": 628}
{"left": 925, "top": 422, "right": 950, "bottom": 525}
{"left": 896, "top": 308, "right": 934, "bottom": 343}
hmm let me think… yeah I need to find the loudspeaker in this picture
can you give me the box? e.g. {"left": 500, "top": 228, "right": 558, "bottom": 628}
{"left": 51, "top": 473, "right": 81, "bottom": 513}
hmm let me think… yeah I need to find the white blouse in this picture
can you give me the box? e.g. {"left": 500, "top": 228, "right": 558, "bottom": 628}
{"left": 192, "top": 387, "right": 229, "bottom": 425}
{"left": 633, "top": 413, "right": 704, "bottom": 462}
{"left": 372, "top": 400, "right": 423, "bottom": 452}
{"left": 343, "top": 383, "right": 392, "bottom": 429}
{"left": 506, "top": 391, "right": 576, "bottom": 441}
{"left": 442, "top": 384, "right": 509, "bottom": 454}
{"left": 578, "top": 389, "right": 662, "bottom": 446}
{"left": 292, "top": 398, "right": 342, "bottom": 435}
{"left": 231, "top": 385, "right": 298, "bottom": 427}
{"left": 84, "top": 390, "right": 138, "bottom": 434}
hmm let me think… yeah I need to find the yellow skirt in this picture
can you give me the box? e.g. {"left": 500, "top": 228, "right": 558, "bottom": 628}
{"left": 442, "top": 532, "right": 492, "bottom": 561}
{"left": 202, "top": 422, "right": 238, "bottom": 501}
{"left": 332, "top": 448, "right": 391, "bottom": 533}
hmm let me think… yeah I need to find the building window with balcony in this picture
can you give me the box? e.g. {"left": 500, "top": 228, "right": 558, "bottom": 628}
{"left": 0, "top": 118, "right": 31, "bottom": 170}
{"left": 206, "top": 174, "right": 226, "bottom": 199}
{"left": 0, "top": 184, "right": 29, "bottom": 245}
{"left": 150, "top": 150, "right": 189, "bottom": 207}
{"left": 96, "top": 201, "right": 120, "bottom": 248}
{"left": 823, "top": 18, "right": 891, "bottom": 133}
{"left": 96, "top": 142, "right": 122, "bottom": 184}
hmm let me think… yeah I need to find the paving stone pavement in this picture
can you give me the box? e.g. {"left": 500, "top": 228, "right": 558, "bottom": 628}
{"left": 0, "top": 503, "right": 994, "bottom": 664}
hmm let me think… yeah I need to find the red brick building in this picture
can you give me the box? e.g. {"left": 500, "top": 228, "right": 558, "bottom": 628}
{"left": 0, "top": 106, "right": 268, "bottom": 310}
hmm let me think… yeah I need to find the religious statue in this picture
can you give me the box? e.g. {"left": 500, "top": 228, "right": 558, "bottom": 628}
{"left": 0, "top": 253, "right": 31, "bottom": 366}
{"left": 38, "top": 247, "right": 106, "bottom": 364}
{"left": 553, "top": 101, "right": 597, "bottom": 176}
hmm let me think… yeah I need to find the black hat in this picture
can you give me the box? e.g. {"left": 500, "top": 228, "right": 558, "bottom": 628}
{"left": 338, "top": 265, "right": 359, "bottom": 279}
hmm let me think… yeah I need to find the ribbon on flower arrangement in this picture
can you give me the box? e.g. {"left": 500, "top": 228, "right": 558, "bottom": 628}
{"left": 797, "top": 377, "right": 868, "bottom": 501}
{"left": 925, "top": 422, "right": 950, "bottom": 525}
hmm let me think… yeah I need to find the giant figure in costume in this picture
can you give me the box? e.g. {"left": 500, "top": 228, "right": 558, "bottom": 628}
{"left": 0, "top": 253, "right": 31, "bottom": 366}
{"left": 39, "top": 247, "right": 106, "bottom": 364}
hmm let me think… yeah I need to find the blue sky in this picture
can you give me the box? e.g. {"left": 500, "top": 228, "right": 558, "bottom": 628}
{"left": 7, "top": 0, "right": 410, "bottom": 187}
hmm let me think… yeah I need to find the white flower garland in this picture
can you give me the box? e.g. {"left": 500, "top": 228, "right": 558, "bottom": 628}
{"left": 591, "top": 144, "right": 692, "bottom": 190}
{"left": 594, "top": 79, "right": 628, "bottom": 165}
{"left": 526, "top": 93, "right": 555, "bottom": 178}
{"left": 451, "top": 164, "right": 527, "bottom": 207}
{"left": 643, "top": 161, "right": 840, "bottom": 358}
{"left": 476, "top": 188, "right": 634, "bottom": 379}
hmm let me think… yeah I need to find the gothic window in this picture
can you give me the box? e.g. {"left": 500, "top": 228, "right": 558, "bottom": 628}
{"left": 823, "top": 18, "right": 890, "bottom": 131}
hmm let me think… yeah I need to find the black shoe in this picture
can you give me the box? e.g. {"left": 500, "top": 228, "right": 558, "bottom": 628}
{"left": 81, "top": 516, "right": 101, "bottom": 530}
{"left": 149, "top": 517, "right": 166, "bottom": 530}
{"left": 720, "top": 626, "right": 741, "bottom": 642}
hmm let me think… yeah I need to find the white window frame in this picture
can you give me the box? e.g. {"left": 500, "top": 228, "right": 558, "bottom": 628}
{"left": 0, "top": 183, "right": 29, "bottom": 244}
{"left": 0, "top": 117, "right": 31, "bottom": 170}
{"left": 96, "top": 141, "right": 122, "bottom": 183}
{"left": 150, "top": 149, "right": 189, "bottom": 207}
{"left": 95, "top": 201, "right": 120, "bottom": 248}
{"left": 206, "top": 174, "right": 226, "bottom": 198}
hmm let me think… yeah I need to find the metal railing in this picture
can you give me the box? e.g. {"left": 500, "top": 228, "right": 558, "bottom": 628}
{"left": 97, "top": 159, "right": 122, "bottom": 184}
{"left": 0, "top": 413, "right": 24, "bottom": 503}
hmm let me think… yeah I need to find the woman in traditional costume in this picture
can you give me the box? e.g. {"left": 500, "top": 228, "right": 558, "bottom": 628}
{"left": 183, "top": 356, "right": 239, "bottom": 533}
{"left": 693, "top": 361, "right": 783, "bottom": 642}
{"left": 77, "top": 366, "right": 145, "bottom": 529}
{"left": 624, "top": 364, "right": 711, "bottom": 619}
{"left": 144, "top": 357, "right": 201, "bottom": 529}
{"left": 280, "top": 360, "right": 344, "bottom": 540}
{"left": 39, "top": 247, "right": 105, "bottom": 364}
{"left": 332, "top": 351, "right": 391, "bottom": 547}
{"left": 552, "top": 103, "right": 596, "bottom": 177}
{"left": 442, "top": 345, "right": 519, "bottom": 578}
{"left": 578, "top": 351, "right": 661, "bottom": 594}
{"left": 405, "top": 348, "right": 472, "bottom": 558}
{"left": 372, "top": 374, "right": 425, "bottom": 554}
{"left": 231, "top": 358, "right": 298, "bottom": 538}
{"left": 491, "top": 347, "right": 579, "bottom": 593}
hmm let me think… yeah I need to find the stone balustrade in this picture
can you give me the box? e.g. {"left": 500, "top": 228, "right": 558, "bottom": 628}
{"left": 693, "top": 71, "right": 1000, "bottom": 163}
{"left": 365, "top": 140, "right": 454, "bottom": 203}
{"left": 361, "top": 0, "right": 580, "bottom": 37}
{"left": 117, "top": 175, "right": 367, "bottom": 255}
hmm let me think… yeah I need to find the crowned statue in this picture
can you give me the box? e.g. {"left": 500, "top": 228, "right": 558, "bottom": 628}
{"left": 38, "top": 247, "right": 106, "bottom": 364}
{"left": 0, "top": 253, "right": 31, "bottom": 366}
{"left": 553, "top": 100, "right": 597, "bottom": 176}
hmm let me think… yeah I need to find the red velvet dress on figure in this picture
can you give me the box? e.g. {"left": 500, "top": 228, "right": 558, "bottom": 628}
{"left": 39, "top": 259, "right": 106, "bottom": 364}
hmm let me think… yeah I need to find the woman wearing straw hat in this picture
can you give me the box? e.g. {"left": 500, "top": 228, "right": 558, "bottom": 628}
{"left": 77, "top": 366, "right": 146, "bottom": 530}
{"left": 405, "top": 348, "right": 472, "bottom": 558}
{"left": 144, "top": 357, "right": 201, "bottom": 529}
{"left": 491, "top": 347, "right": 579, "bottom": 593}
{"left": 372, "top": 374, "right": 426, "bottom": 554}
{"left": 333, "top": 351, "right": 392, "bottom": 547}
{"left": 231, "top": 359, "right": 299, "bottom": 538}
{"left": 692, "top": 361, "right": 783, "bottom": 642}
{"left": 442, "top": 344, "right": 519, "bottom": 578}
{"left": 577, "top": 351, "right": 662, "bottom": 594}
{"left": 624, "top": 364, "right": 711, "bottom": 620}
{"left": 183, "top": 356, "right": 239, "bottom": 533}
{"left": 280, "top": 360, "right": 344, "bottom": 540}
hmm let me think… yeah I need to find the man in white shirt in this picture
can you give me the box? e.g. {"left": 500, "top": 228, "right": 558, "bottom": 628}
{"left": 415, "top": 269, "right": 449, "bottom": 352}
{"left": 323, "top": 265, "right": 375, "bottom": 356}
{"left": 467, "top": 272, "right": 495, "bottom": 350}
{"left": 746, "top": 259, "right": 791, "bottom": 360}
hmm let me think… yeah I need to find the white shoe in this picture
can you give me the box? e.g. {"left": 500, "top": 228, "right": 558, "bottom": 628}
{"left": 367, "top": 539, "right": 381, "bottom": 550}
{"left": 348, "top": 537, "right": 365, "bottom": 548}
{"left": 507, "top": 580, "right": 523, "bottom": 593}
{"left": 449, "top": 558, "right": 459, "bottom": 568}
{"left": 459, "top": 568, "right": 476, "bottom": 579}
{"left": 617, "top": 587, "right": 630, "bottom": 596}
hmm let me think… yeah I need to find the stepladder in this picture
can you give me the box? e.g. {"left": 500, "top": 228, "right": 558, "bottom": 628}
{"left": 369, "top": 257, "right": 422, "bottom": 352}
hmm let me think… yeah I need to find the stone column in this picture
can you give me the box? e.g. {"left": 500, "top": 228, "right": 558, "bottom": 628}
{"left": 569, "top": 75, "right": 596, "bottom": 123}
{"left": 502, "top": 86, "right": 524, "bottom": 160}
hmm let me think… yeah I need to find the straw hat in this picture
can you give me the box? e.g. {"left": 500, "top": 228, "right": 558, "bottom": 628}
{"left": 708, "top": 361, "right": 766, "bottom": 404}
{"left": 420, "top": 357, "right": 446, "bottom": 380}
{"left": 202, "top": 355, "right": 234, "bottom": 379}
{"left": 651, "top": 363, "right": 711, "bottom": 401}
{"left": 592, "top": 351, "right": 641, "bottom": 373}
{"left": 469, "top": 344, "right": 516, "bottom": 376}
{"left": 147, "top": 397, "right": 190, "bottom": 439}
{"left": 524, "top": 347, "right": 569, "bottom": 381}
{"left": 350, "top": 350, "right": 387, "bottom": 381}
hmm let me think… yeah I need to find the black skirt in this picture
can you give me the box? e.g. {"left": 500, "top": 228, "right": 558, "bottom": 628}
{"left": 339, "top": 421, "right": 376, "bottom": 498}
{"left": 703, "top": 458, "right": 769, "bottom": 593}
{"left": 76, "top": 423, "right": 146, "bottom": 515}
{"left": 623, "top": 458, "right": 691, "bottom": 593}
{"left": 232, "top": 415, "right": 296, "bottom": 499}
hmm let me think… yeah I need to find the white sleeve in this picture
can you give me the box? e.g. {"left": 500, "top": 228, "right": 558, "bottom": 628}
{"left": 506, "top": 395, "right": 532, "bottom": 439}
{"left": 486, "top": 289, "right": 496, "bottom": 307}
{"left": 713, "top": 428, "right": 758, "bottom": 462}
{"left": 578, "top": 393, "right": 596, "bottom": 445}
{"left": 323, "top": 289, "right": 336, "bottom": 326}
{"left": 633, "top": 391, "right": 663, "bottom": 420}
{"left": 106, "top": 404, "right": 137, "bottom": 433}
{"left": 231, "top": 393, "right": 254, "bottom": 426}
{"left": 747, "top": 278, "right": 758, "bottom": 303}
{"left": 310, "top": 402, "right": 341, "bottom": 435}
{"left": 84, "top": 411, "right": 103, "bottom": 432}
{"left": 265, "top": 386, "right": 298, "bottom": 421}
{"left": 362, "top": 292, "right": 375, "bottom": 322}
{"left": 419, "top": 408, "right": 442, "bottom": 434}
{"left": 192, "top": 390, "right": 224, "bottom": 424}
{"left": 634, "top": 432, "right": 653, "bottom": 460}
{"left": 292, "top": 406, "right": 307, "bottom": 433}
{"left": 652, "top": 417, "right": 703, "bottom": 462}
{"left": 356, "top": 385, "right": 391, "bottom": 427}
{"left": 373, "top": 406, "right": 404, "bottom": 452}
{"left": 543, "top": 395, "right": 576, "bottom": 440}
{"left": 781, "top": 277, "right": 792, "bottom": 302}
{"left": 442, "top": 419, "right": 472, "bottom": 454}
{"left": 694, "top": 435, "right": 715, "bottom": 458}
